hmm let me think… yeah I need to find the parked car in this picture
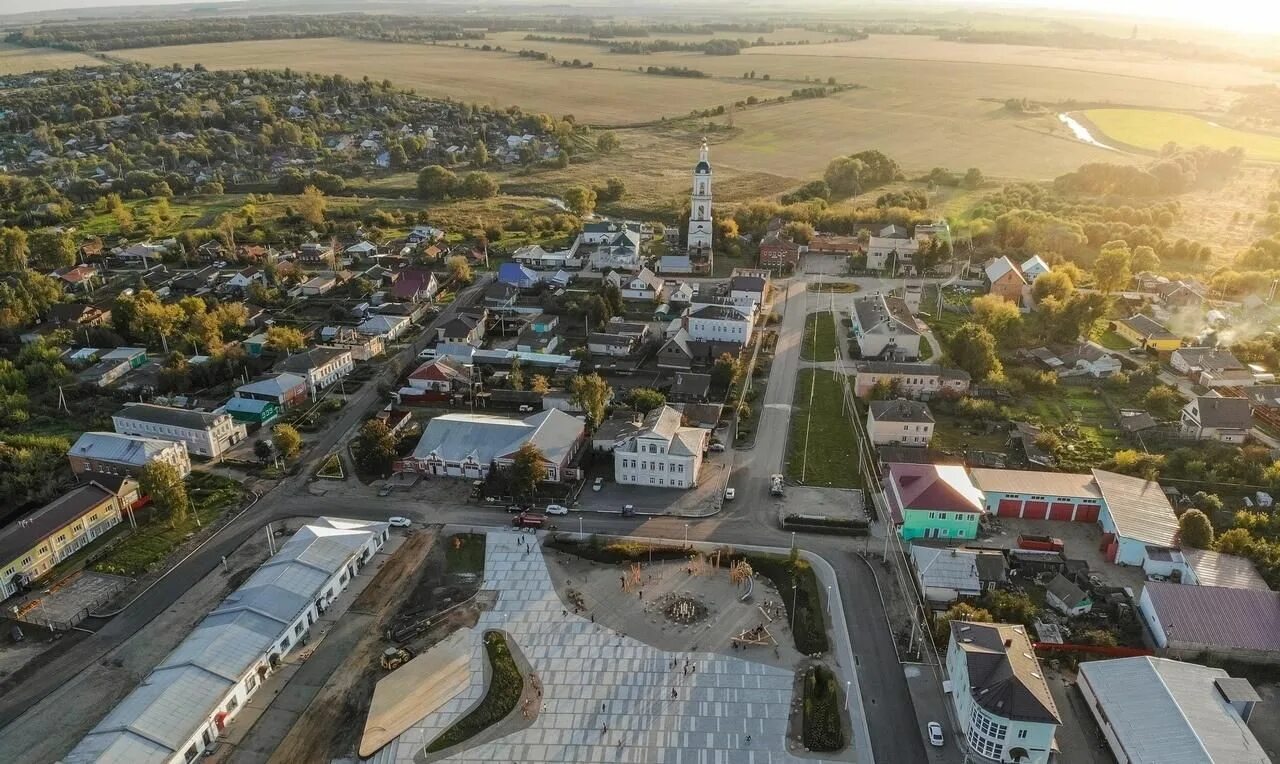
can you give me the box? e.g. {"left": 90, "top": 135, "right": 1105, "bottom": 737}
{"left": 621, "top": 504, "right": 636, "bottom": 517}
{"left": 505, "top": 504, "right": 524, "bottom": 513}
{"left": 418, "top": 347, "right": 437, "bottom": 360}
{"left": 592, "top": 477, "right": 604, "bottom": 492}
{"left": 724, "top": 488, "right": 736, "bottom": 500}
{"left": 388, "top": 516, "right": 412, "bottom": 528}
{"left": 709, "top": 442, "right": 726, "bottom": 452}
{"left": 927, "top": 722, "right": 944, "bottom": 747}
{"left": 545, "top": 504, "right": 569, "bottom": 515}
{"left": 518, "top": 405, "right": 535, "bottom": 413}
{"left": 378, "top": 484, "right": 394, "bottom": 497}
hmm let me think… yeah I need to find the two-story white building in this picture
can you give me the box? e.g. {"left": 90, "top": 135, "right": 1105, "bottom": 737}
{"left": 867, "top": 399, "right": 934, "bottom": 447}
{"left": 280, "top": 347, "right": 355, "bottom": 397}
{"left": 851, "top": 361, "right": 971, "bottom": 399}
{"left": 729, "top": 269, "right": 769, "bottom": 312}
{"left": 613, "top": 405, "right": 707, "bottom": 489}
{"left": 685, "top": 305, "right": 754, "bottom": 346}
{"left": 1180, "top": 395, "right": 1252, "bottom": 443}
{"left": 621, "top": 267, "right": 665, "bottom": 302}
{"left": 946, "top": 621, "right": 1060, "bottom": 764}
{"left": 851, "top": 294, "right": 921, "bottom": 360}
{"left": 112, "top": 403, "right": 247, "bottom": 459}
{"left": 866, "top": 224, "right": 919, "bottom": 271}
{"left": 64, "top": 518, "right": 389, "bottom": 764}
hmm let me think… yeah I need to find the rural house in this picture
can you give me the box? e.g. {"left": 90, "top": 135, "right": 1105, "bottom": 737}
{"left": 1181, "top": 395, "right": 1252, "bottom": 443}
{"left": 983, "top": 256, "right": 1027, "bottom": 306}
{"left": 851, "top": 294, "right": 921, "bottom": 360}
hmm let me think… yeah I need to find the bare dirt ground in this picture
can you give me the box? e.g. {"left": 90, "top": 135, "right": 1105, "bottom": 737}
{"left": 542, "top": 547, "right": 805, "bottom": 669}
{"left": 0, "top": 526, "right": 278, "bottom": 764}
{"left": 263, "top": 528, "right": 493, "bottom": 764}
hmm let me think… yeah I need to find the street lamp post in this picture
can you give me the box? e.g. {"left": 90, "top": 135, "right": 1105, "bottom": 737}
{"left": 684, "top": 523, "right": 689, "bottom": 546}
{"left": 578, "top": 515, "right": 583, "bottom": 537}
{"left": 791, "top": 583, "right": 798, "bottom": 631}
{"left": 844, "top": 680, "right": 851, "bottom": 711}
{"left": 826, "top": 585, "right": 832, "bottom": 616}
{"left": 791, "top": 531, "right": 795, "bottom": 551}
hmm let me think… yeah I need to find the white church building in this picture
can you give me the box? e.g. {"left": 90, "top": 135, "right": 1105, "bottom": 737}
{"left": 660, "top": 140, "right": 716, "bottom": 275}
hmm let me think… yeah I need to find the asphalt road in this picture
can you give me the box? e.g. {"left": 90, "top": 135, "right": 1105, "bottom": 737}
{"left": 0, "top": 271, "right": 932, "bottom": 764}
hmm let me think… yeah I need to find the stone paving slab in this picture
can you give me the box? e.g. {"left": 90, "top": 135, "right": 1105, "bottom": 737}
{"left": 369, "top": 531, "right": 844, "bottom": 764}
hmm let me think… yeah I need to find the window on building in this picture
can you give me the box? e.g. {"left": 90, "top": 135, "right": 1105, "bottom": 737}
{"left": 226, "top": 696, "right": 239, "bottom": 713}
{"left": 294, "top": 622, "right": 303, "bottom": 637}
{"left": 185, "top": 745, "right": 199, "bottom": 762}
{"left": 1017, "top": 729, "right": 1027, "bottom": 739}
{"left": 280, "top": 636, "right": 291, "bottom": 651}
{"left": 246, "top": 674, "right": 257, "bottom": 694}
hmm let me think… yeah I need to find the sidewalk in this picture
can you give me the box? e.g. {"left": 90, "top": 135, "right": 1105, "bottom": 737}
{"left": 205, "top": 534, "right": 406, "bottom": 763}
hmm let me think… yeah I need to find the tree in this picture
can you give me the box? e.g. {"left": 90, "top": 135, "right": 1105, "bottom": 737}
{"left": 1093, "top": 240, "right": 1133, "bottom": 294}
{"left": 570, "top": 373, "right": 612, "bottom": 430}
{"left": 981, "top": 589, "right": 1037, "bottom": 626}
{"left": 29, "top": 229, "right": 76, "bottom": 269}
{"left": 296, "top": 185, "right": 327, "bottom": 226}
{"left": 253, "top": 439, "right": 273, "bottom": 464}
{"left": 949, "top": 323, "right": 1003, "bottom": 380}
{"left": 596, "top": 176, "right": 626, "bottom": 203}
{"left": 472, "top": 142, "right": 489, "bottom": 167}
{"left": 1178, "top": 508, "right": 1214, "bottom": 548}
{"left": 1031, "top": 270, "right": 1073, "bottom": 302}
{"left": 139, "top": 461, "right": 189, "bottom": 528}
{"left": 353, "top": 419, "right": 398, "bottom": 476}
{"left": 564, "top": 185, "right": 597, "bottom": 217}
{"left": 1132, "top": 244, "right": 1160, "bottom": 273}
{"left": 629, "top": 387, "right": 666, "bottom": 414}
{"left": 823, "top": 156, "right": 866, "bottom": 196}
{"left": 530, "top": 374, "right": 551, "bottom": 394}
{"left": 459, "top": 171, "right": 498, "bottom": 199}
{"left": 0, "top": 227, "right": 30, "bottom": 270}
{"left": 1144, "top": 384, "right": 1188, "bottom": 420}
{"left": 509, "top": 442, "right": 547, "bottom": 499}
{"left": 933, "top": 602, "right": 992, "bottom": 647}
{"left": 962, "top": 167, "right": 985, "bottom": 189}
{"left": 711, "top": 352, "right": 742, "bottom": 389}
{"left": 265, "top": 325, "right": 307, "bottom": 354}
{"left": 508, "top": 357, "right": 525, "bottom": 391}
{"left": 596, "top": 132, "right": 620, "bottom": 154}
{"left": 446, "top": 255, "right": 473, "bottom": 285}
{"left": 272, "top": 423, "right": 302, "bottom": 459}
{"left": 970, "top": 295, "right": 1022, "bottom": 347}
{"left": 416, "top": 165, "right": 457, "bottom": 200}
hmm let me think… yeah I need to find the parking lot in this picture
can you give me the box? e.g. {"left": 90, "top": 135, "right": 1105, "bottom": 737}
{"left": 980, "top": 516, "right": 1148, "bottom": 591}
{"left": 574, "top": 448, "right": 732, "bottom": 517}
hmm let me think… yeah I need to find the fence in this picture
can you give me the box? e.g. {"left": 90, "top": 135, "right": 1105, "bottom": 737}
{"left": 15, "top": 579, "right": 128, "bottom": 632}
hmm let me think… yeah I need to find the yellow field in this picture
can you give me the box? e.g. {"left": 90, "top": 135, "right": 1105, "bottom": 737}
{"left": 0, "top": 43, "right": 102, "bottom": 74}
{"left": 1081, "top": 108, "right": 1280, "bottom": 161}
{"left": 116, "top": 39, "right": 787, "bottom": 124}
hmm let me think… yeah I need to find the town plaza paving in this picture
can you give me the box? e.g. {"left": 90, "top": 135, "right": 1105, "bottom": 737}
{"left": 367, "top": 530, "right": 849, "bottom": 764}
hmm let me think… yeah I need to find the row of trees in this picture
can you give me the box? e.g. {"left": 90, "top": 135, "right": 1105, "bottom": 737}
{"left": 416, "top": 166, "right": 500, "bottom": 201}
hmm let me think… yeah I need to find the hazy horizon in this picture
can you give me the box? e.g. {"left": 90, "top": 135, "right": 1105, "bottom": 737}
{"left": 1, "top": 0, "right": 1277, "bottom": 38}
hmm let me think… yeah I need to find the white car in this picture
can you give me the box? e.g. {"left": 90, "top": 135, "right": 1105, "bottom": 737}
{"left": 927, "top": 722, "right": 944, "bottom": 747}
{"left": 388, "top": 516, "right": 412, "bottom": 528}
{"left": 709, "top": 443, "right": 726, "bottom": 452}
{"left": 418, "top": 347, "right": 437, "bottom": 360}
{"left": 724, "top": 488, "right": 736, "bottom": 500}
{"left": 592, "top": 477, "right": 604, "bottom": 492}
{"left": 545, "top": 504, "right": 569, "bottom": 515}
{"left": 518, "top": 405, "right": 535, "bottom": 413}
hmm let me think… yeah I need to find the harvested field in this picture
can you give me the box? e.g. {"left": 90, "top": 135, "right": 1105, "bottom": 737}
{"left": 116, "top": 38, "right": 787, "bottom": 124}
{"left": 0, "top": 43, "right": 102, "bottom": 74}
{"left": 1082, "top": 108, "right": 1280, "bottom": 161}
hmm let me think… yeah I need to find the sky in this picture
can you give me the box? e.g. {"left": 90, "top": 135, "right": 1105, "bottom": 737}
{"left": 2, "top": 0, "right": 1278, "bottom": 37}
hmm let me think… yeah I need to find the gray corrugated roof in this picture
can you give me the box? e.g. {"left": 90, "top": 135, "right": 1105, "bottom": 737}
{"left": 1144, "top": 581, "right": 1280, "bottom": 653}
{"left": 910, "top": 546, "right": 980, "bottom": 593}
{"left": 869, "top": 399, "right": 933, "bottom": 423}
{"left": 114, "top": 403, "right": 224, "bottom": 430}
{"left": 280, "top": 346, "right": 351, "bottom": 373}
{"left": 1092, "top": 468, "right": 1179, "bottom": 547}
{"left": 68, "top": 432, "right": 180, "bottom": 466}
{"left": 65, "top": 518, "right": 388, "bottom": 764}
{"left": 1118, "top": 314, "right": 1178, "bottom": 341}
{"left": 1190, "top": 396, "right": 1252, "bottom": 429}
{"left": 853, "top": 294, "right": 918, "bottom": 336}
{"left": 237, "top": 373, "right": 308, "bottom": 398}
{"left": 411, "top": 409, "right": 584, "bottom": 465}
{"left": 1078, "top": 657, "right": 1269, "bottom": 764}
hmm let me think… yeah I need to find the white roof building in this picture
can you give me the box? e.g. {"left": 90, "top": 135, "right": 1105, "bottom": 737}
{"left": 1078, "top": 656, "right": 1268, "bottom": 764}
{"left": 65, "top": 518, "right": 389, "bottom": 764}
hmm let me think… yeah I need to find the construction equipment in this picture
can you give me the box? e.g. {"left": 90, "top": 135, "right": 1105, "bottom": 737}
{"left": 380, "top": 646, "right": 412, "bottom": 670}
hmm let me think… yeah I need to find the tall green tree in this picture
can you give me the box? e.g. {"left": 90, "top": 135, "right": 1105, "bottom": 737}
{"left": 416, "top": 165, "right": 457, "bottom": 200}
{"left": 508, "top": 357, "right": 525, "bottom": 391}
{"left": 353, "top": 419, "right": 398, "bottom": 477}
{"left": 1178, "top": 508, "right": 1214, "bottom": 549}
{"left": 508, "top": 442, "right": 547, "bottom": 499}
{"left": 1093, "top": 240, "right": 1133, "bottom": 294}
{"left": 265, "top": 325, "right": 307, "bottom": 354}
{"left": 272, "top": 423, "right": 302, "bottom": 459}
{"left": 564, "top": 185, "right": 597, "bottom": 217}
{"left": 29, "top": 229, "right": 77, "bottom": 269}
{"left": 629, "top": 387, "right": 666, "bottom": 414}
{"left": 570, "top": 373, "right": 612, "bottom": 430}
{"left": 139, "top": 461, "right": 189, "bottom": 528}
{"left": 0, "top": 227, "right": 30, "bottom": 270}
{"left": 948, "top": 323, "right": 1003, "bottom": 381}
{"left": 446, "top": 255, "right": 473, "bottom": 285}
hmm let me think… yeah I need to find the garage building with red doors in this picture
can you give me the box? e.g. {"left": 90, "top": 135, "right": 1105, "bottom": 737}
{"left": 970, "top": 467, "right": 1181, "bottom": 566}
{"left": 970, "top": 468, "right": 1104, "bottom": 523}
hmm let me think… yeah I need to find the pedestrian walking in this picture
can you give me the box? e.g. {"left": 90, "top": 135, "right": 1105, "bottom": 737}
{"left": 746, "top": 735, "right": 752, "bottom": 744}
{"left": 602, "top": 723, "right": 607, "bottom": 734}
{"left": 671, "top": 688, "right": 678, "bottom": 699}
{"left": 602, "top": 701, "right": 607, "bottom": 712}
{"left": 638, "top": 590, "right": 642, "bottom": 599}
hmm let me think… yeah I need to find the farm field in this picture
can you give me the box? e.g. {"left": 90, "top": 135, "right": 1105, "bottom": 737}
{"left": 1081, "top": 108, "right": 1280, "bottom": 161}
{"left": 1163, "top": 164, "right": 1277, "bottom": 260}
{"left": 0, "top": 43, "right": 101, "bottom": 74}
{"left": 114, "top": 38, "right": 788, "bottom": 124}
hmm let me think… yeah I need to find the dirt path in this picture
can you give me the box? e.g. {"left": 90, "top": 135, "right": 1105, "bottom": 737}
{"left": 263, "top": 529, "right": 439, "bottom": 764}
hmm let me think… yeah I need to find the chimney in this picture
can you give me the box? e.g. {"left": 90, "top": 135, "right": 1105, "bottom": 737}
{"left": 1003, "top": 638, "right": 1013, "bottom": 648}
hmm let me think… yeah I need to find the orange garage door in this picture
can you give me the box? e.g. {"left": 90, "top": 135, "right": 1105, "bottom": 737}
{"left": 998, "top": 499, "right": 1022, "bottom": 518}
{"left": 1048, "top": 502, "right": 1076, "bottom": 521}
{"left": 1022, "top": 501, "right": 1050, "bottom": 520}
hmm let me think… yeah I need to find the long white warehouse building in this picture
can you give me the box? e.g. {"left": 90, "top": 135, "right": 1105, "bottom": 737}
{"left": 64, "top": 517, "right": 389, "bottom": 764}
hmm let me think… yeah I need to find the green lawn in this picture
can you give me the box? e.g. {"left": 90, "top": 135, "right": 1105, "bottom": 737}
{"left": 446, "top": 533, "right": 487, "bottom": 575}
{"left": 91, "top": 473, "right": 245, "bottom": 578}
{"left": 930, "top": 411, "right": 1008, "bottom": 453}
{"left": 800, "top": 311, "right": 838, "bottom": 363}
{"left": 785, "top": 369, "right": 860, "bottom": 488}
{"left": 1082, "top": 108, "right": 1280, "bottom": 161}
{"left": 1095, "top": 330, "right": 1133, "bottom": 351}
{"left": 919, "top": 336, "right": 934, "bottom": 361}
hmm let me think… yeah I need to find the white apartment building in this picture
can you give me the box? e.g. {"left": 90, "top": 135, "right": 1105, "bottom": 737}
{"left": 280, "top": 347, "right": 355, "bottom": 397}
{"left": 946, "top": 621, "right": 1060, "bottom": 764}
{"left": 613, "top": 406, "right": 707, "bottom": 489}
{"left": 851, "top": 361, "right": 972, "bottom": 399}
{"left": 852, "top": 294, "right": 921, "bottom": 360}
{"left": 686, "top": 305, "right": 754, "bottom": 346}
{"left": 867, "top": 399, "right": 935, "bottom": 446}
{"left": 65, "top": 518, "right": 389, "bottom": 764}
{"left": 112, "top": 403, "right": 247, "bottom": 459}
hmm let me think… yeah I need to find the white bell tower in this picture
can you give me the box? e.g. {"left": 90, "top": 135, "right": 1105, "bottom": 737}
{"left": 687, "top": 139, "right": 713, "bottom": 252}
